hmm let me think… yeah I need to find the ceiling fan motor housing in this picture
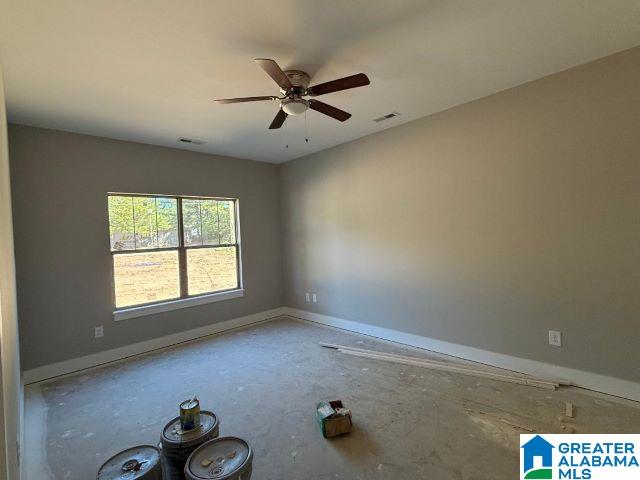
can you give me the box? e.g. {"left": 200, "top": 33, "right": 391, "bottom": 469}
{"left": 280, "top": 70, "right": 311, "bottom": 115}
{"left": 283, "top": 70, "right": 311, "bottom": 91}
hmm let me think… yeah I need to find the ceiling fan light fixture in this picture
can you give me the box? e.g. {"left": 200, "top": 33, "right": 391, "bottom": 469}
{"left": 281, "top": 97, "right": 308, "bottom": 116}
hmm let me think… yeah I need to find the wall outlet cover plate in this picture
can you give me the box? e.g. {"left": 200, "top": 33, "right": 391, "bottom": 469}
{"left": 548, "top": 330, "right": 562, "bottom": 347}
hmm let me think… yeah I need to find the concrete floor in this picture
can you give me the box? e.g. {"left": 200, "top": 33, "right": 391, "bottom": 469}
{"left": 24, "top": 316, "right": 640, "bottom": 479}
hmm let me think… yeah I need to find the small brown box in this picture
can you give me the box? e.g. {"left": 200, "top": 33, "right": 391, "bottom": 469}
{"left": 316, "top": 400, "right": 353, "bottom": 438}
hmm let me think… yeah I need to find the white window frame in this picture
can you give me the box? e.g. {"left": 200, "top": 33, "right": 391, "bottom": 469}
{"left": 108, "top": 193, "right": 243, "bottom": 321}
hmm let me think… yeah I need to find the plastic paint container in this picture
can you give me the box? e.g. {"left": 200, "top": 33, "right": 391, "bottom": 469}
{"left": 160, "top": 411, "right": 219, "bottom": 480}
{"left": 184, "top": 437, "right": 252, "bottom": 480}
{"left": 97, "top": 445, "right": 162, "bottom": 480}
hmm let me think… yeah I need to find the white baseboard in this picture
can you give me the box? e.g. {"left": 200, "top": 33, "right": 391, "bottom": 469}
{"left": 23, "top": 307, "right": 287, "bottom": 384}
{"left": 23, "top": 305, "right": 640, "bottom": 402}
{"left": 283, "top": 307, "right": 640, "bottom": 402}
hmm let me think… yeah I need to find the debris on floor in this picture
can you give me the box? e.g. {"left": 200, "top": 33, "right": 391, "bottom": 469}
{"left": 316, "top": 400, "right": 353, "bottom": 438}
{"left": 499, "top": 418, "right": 535, "bottom": 432}
{"left": 565, "top": 402, "right": 575, "bottom": 418}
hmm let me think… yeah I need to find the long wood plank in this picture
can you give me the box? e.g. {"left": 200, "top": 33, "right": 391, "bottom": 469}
{"left": 336, "top": 349, "right": 558, "bottom": 389}
{"left": 320, "top": 341, "right": 566, "bottom": 383}
{"left": 320, "top": 342, "right": 561, "bottom": 390}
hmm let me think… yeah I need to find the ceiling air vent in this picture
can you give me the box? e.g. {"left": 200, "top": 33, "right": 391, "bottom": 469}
{"left": 373, "top": 112, "right": 401, "bottom": 123}
{"left": 178, "top": 137, "right": 207, "bottom": 145}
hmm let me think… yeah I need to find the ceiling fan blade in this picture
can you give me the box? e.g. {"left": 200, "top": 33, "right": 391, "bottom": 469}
{"left": 254, "top": 58, "right": 293, "bottom": 91}
{"left": 214, "top": 96, "right": 277, "bottom": 104}
{"left": 269, "top": 109, "right": 288, "bottom": 129}
{"left": 308, "top": 100, "right": 351, "bottom": 122}
{"left": 307, "top": 73, "right": 370, "bottom": 96}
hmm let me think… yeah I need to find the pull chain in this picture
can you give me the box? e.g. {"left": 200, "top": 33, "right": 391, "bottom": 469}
{"left": 284, "top": 112, "right": 309, "bottom": 149}
{"left": 305, "top": 110, "right": 309, "bottom": 143}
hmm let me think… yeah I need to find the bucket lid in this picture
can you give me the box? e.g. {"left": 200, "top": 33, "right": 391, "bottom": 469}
{"left": 162, "top": 410, "right": 218, "bottom": 445}
{"left": 181, "top": 398, "right": 200, "bottom": 410}
{"left": 97, "top": 445, "right": 160, "bottom": 480}
{"left": 185, "top": 437, "right": 252, "bottom": 479}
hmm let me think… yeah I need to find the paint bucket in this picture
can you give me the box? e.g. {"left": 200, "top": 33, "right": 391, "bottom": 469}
{"left": 184, "top": 437, "right": 252, "bottom": 480}
{"left": 97, "top": 445, "right": 162, "bottom": 480}
{"left": 180, "top": 398, "right": 201, "bottom": 431}
{"left": 160, "top": 411, "right": 219, "bottom": 480}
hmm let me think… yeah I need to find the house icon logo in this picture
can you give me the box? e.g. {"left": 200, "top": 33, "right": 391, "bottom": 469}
{"left": 521, "top": 435, "right": 554, "bottom": 479}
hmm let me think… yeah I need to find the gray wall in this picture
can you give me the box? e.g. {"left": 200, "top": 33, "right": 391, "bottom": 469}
{"left": 9, "top": 125, "right": 283, "bottom": 370}
{"left": 279, "top": 47, "right": 640, "bottom": 381}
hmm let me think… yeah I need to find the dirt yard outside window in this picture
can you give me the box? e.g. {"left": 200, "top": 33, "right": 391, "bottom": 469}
{"left": 113, "top": 248, "right": 237, "bottom": 308}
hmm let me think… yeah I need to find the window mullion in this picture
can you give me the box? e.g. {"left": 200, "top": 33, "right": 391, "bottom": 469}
{"left": 177, "top": 198, "right": 188, "bottom": 298}
{"left": 198, "top": 200, "right": 204, "bottom": 246}
{"left": 131, "top": 196, "right": 137, "bottom": 250}
{"left": 154, "top": 197, "right": 159, "bottom": 247}
{"left": 216, "top": 200, "right": 221, "bottom": 245}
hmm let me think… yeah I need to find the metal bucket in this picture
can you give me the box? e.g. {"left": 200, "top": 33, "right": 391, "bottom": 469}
{"left": 97, "top": 445, "right": 162, "bottom": 480}
{"left": 184, "top": 437, "right": 252, "bottom": 480}
{"left": 160, "top": 411, "right": 219, "bottom": 480}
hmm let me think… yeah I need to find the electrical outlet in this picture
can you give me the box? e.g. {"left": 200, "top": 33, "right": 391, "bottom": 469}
{"left": 312, "top": 293, "right": 317, "bottom": 303}
{"left": 95, "top": 326, "right": 104, "bottom": 338}
{"left": 305, "top": 292, "right": 310, "bottom": 302}
{"left": 548, "top": 330, "right": 562, "bottom": 347}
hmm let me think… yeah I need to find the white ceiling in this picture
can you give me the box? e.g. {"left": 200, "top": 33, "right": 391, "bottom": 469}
{"left": 1, "top": 1, "right": 640, "bottom": 164}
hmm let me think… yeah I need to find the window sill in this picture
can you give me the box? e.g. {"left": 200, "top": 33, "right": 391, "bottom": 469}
{"left": 113, "top": 289, "right": 245, "bottom": 321}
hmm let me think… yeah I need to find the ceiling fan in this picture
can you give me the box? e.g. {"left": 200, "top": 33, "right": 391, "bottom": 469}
{"left": 214, "top": 58, "right": 370, "bottom": 129}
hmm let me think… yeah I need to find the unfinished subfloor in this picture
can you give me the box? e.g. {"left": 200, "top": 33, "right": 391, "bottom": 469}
{"left": 24, "top": 316, "right": 640, "bottom": 479}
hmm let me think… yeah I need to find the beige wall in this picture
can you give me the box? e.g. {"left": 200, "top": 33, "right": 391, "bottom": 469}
{"left": 280, "top": 47, "right": 640, "bottom": 381}
{"left": 0, "top": 60, "right": 22, "bottom": 479}
{"left": 9, "top": 125, "right": 283, "bottom": 370}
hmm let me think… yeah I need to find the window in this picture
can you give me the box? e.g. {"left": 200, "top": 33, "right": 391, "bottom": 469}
{"left": 108, "top": 193, "right": 241, "bottom": 312}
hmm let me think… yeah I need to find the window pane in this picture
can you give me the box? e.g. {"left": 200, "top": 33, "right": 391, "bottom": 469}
{"left": 109, "top": 195, "right": 178, "bottom": 251}
{"left": 113, "top": 251, "right": 180, "bottom": 308}
{"left": 133, "top": 197, "right": 158, "bottom": 249}
{"left": 201, "top": 199, "right": 219, "bottom": 246}
{"left": 182, "top": 199, "right": 202, "bottom": 246}
{"left": 108, "top": 196, "right": 135, "bottom": 251}
{"left": 187, "top": 247, "right": 237, "bottom": 295}
{"left": 156, "top": 197, "right": 179, "bottom": 247}
{"left": 218, "top": 200, "right": 236, "bottom": 244}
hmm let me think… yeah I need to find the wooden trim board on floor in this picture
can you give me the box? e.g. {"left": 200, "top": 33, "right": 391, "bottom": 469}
{"left": 320, "top": 342, "right": 563, "bottom": 390}
{"left": 22, "top": 307, "right": 287, "bottom": 384}
{"left": 283, "top": 307, "right": 640, "bottom": 402}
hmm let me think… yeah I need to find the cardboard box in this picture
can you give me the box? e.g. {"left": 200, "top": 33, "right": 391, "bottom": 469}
{"left": 316, "top": 400, "right": 353, "bottom": 438}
